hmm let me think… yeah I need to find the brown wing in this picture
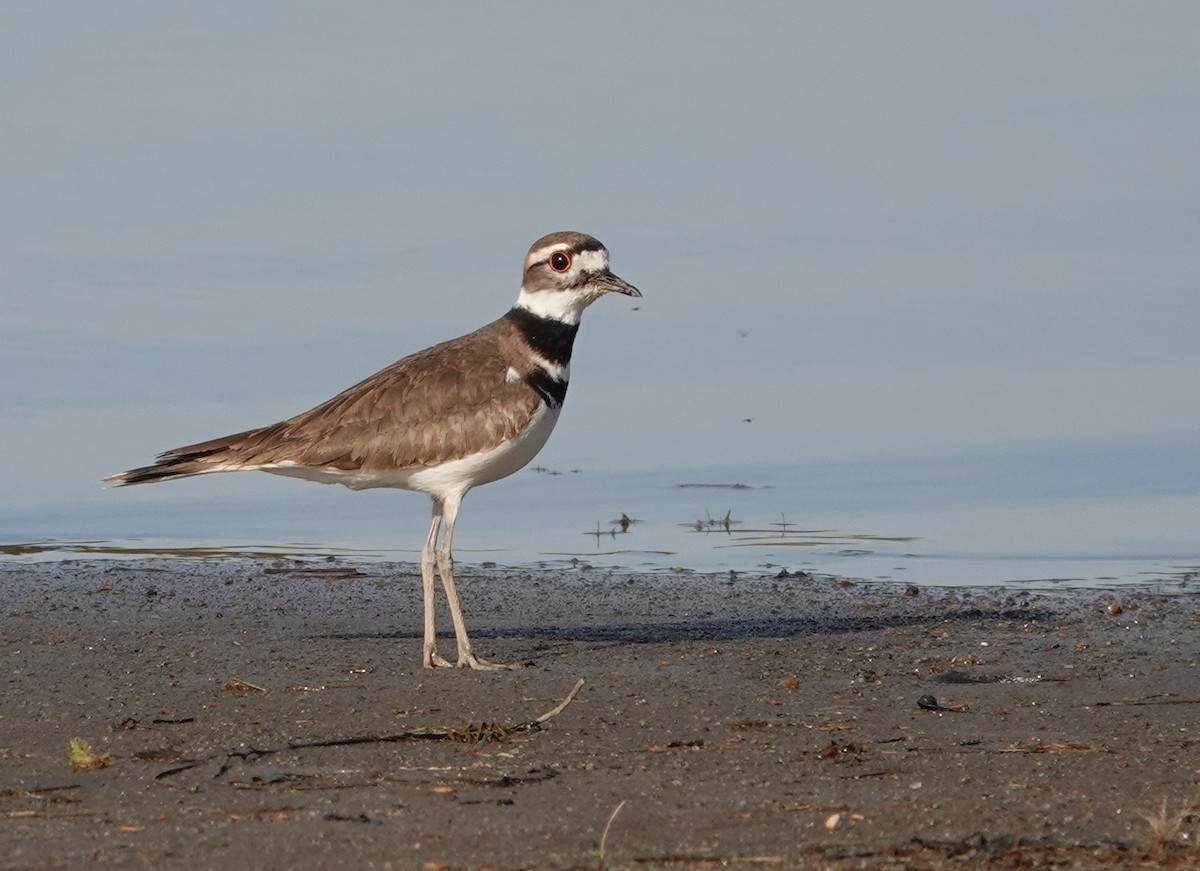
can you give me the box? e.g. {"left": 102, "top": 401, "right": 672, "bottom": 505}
{"left": 106, "top": 316, "right": 543, "bottom": 484}
{"left": 256, "top": 321, "right": 541, "bottom": 470}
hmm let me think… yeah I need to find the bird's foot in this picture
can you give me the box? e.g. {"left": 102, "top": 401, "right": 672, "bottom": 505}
{"left": 423, "top": 649, "right": 521, "bottom": 670}
{"left": 459, "top": 652, "right": 523, "bottom": 671}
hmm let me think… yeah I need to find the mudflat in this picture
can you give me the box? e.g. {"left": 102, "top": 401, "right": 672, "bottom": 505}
{"left": 1, "top": 560, "right": 1197, "bottom": 869}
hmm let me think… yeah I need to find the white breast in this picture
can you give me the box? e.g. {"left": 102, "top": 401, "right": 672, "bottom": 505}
{"left": 405, "top": 402, "right": 561, "bottom": 496}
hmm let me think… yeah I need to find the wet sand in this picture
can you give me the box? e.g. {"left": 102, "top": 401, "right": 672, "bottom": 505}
{"left": 1, "top": 560, "right": 1198, "bottom": 869}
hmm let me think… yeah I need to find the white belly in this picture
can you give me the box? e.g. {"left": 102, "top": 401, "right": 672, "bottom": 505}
{"left": 265, "top": 403, "right": 561, "bottom": 499}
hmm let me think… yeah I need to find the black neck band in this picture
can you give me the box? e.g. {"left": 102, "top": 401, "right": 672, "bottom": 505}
{"left": 506, "top": 306, "right": 579, "bottom": 366}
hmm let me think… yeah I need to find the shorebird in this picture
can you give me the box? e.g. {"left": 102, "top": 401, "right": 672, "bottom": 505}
{"left": 103, "top": 231, "right": 640, "bottom": 670}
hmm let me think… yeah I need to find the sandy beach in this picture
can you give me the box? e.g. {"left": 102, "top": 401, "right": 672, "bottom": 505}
{"left": 1, "top": 559, "right": 1197, "bottom": 869}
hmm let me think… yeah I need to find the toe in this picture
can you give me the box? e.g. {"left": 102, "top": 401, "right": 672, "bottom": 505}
{"left": 460, "top": 653, "right": 523, "bottom": 671}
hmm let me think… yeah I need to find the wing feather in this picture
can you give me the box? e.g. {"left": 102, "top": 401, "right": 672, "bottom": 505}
{"left": 108, "top": 315, "right": 546, "bottom": 484}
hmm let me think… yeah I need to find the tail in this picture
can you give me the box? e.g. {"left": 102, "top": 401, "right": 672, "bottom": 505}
{"left": 101, "top": 428, "right": 264, "bottom": 486}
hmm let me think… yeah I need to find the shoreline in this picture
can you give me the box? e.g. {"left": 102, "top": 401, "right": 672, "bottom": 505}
{"left": 2, "top": 559, "right": 1198, "bottom": 869}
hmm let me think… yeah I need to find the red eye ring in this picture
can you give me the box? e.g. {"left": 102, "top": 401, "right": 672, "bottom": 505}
{"left": 549, "top": 251, "right": 572, "bottom": 273}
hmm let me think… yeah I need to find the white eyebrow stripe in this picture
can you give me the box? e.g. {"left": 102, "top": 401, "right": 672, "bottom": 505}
{"left": 524, "top": 243, "right": 609, "bottom": 273}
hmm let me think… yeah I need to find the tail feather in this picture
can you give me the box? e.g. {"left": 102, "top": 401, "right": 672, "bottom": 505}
{"left": 102, "top": 452, "right": 225, "bottom": 486}
{"left": 102, "top": 427, "right": 265, "bottom": 486}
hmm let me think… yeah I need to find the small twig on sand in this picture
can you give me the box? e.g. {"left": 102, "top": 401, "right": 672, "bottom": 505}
{"left": 598, "top": 799, "right": 628, "bottom": 868}
{"left": 532, "top": 678, "right": 586, "bottom": 727}
{"left": 503, "top": 678, "right": 586, "bottom": 737}
{"left": 221, "top": 677, "right": 266, "bottom": 693}
{"left": 155, "top": 677, "right": 588, "bottom": 782}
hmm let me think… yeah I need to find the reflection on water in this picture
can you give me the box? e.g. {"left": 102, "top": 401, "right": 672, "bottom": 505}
{"left": 0, "top": 541, "right": 370, "bottom": 561}
{"left": 3, "top": 436, "right": 1198, "bottom": 591}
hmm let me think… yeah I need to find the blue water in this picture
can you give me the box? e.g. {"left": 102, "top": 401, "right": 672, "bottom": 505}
{"left": 4, "top": 436, "right": 1197, "bottom": 589}
{"left": 3, "top": 6, "right": 1199, "bottom": 589}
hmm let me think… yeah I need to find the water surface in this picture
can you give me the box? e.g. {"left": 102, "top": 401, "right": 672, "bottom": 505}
{"left": 2, "top": 5, "right": 1198, "bottom": 588}
{"left": 4, "top": 436, "right": 1197, "bottom": 590}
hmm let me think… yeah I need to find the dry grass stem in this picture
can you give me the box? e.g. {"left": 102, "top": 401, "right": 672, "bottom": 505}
{"left": 598, "top": 798, "right": 628, "bottom": 868}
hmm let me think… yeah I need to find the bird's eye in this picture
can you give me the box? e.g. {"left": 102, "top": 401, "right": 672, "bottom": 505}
{"left": 549, "top": 251, "right": 572, "bottom": 273}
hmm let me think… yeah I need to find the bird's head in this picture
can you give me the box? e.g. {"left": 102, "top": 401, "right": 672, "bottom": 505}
{"left": 516, "top": 231, "right": 641, "bottom": 324}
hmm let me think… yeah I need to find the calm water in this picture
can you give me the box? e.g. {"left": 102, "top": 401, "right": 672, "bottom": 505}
{"left": 4, "top": 438, "right": 1198, "bottom": 589}
{"left": 3, "top": 6, "right": 1198, "bottom": 588}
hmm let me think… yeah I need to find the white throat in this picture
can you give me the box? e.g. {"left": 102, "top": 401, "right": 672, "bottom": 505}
{"left": 514, "top": 288, "right": 585, "bottom": 325}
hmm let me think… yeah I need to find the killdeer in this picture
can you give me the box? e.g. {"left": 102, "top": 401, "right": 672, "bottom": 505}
{"left": 103, "top": 231, "right": 640, "bottom": 670}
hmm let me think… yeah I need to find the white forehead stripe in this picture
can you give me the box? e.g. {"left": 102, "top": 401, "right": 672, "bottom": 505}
{"left": 572, "top": 248, "right": 609, "bottom": 273}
